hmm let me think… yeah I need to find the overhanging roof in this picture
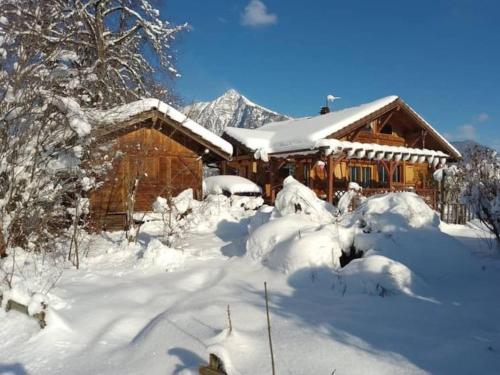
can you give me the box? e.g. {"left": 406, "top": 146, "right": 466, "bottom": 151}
{"left": 88, "top": 98, "right": 233, "bottom": 160}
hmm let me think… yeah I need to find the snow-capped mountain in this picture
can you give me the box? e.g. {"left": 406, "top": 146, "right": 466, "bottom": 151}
{"left": 183, "top": 89, "right": 290, "bottom": 135}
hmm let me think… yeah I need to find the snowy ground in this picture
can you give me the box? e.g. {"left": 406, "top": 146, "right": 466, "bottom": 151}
{"left": 1, "top": 193, "right": 500, "bottom": 374}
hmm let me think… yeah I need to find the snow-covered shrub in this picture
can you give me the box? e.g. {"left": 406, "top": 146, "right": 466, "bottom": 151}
{"left": 274, "top": 176, "right": 335, "bottom": 222}
{"left": 266, "top": 227, "right": 343, "bottom": 273}
{"left": 338, "top": 182, "right": 365, "bottom": 214}
{"left": 140, "top": 239, "right": 185, "bottom": 271}
{"left": 0, "top": 246, "right": 65, "bottom": 307}
{"left": 230, "top": 195, "right": 264, "bottom": 210}
{"left": 153, "top": 189, "right": 198, "bottom": 247}
{"left": 246, "top": 215, "right": 317, "bottom": 261}
{"left": 333, "top": 255, "right": 419, "bottom": 297}
{"left": 352, "top": 192, "right": 440, "bottom": 232}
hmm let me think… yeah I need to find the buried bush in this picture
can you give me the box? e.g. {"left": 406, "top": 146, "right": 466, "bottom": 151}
{"left": 339, "top": 243, "right": 364, "bottom": 268}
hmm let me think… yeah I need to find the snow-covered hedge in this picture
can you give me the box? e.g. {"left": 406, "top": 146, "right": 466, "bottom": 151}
{"left": 274, "top": 176, "right": 336, "bottom": 222}
{"left": 352, "top": 192, "right": 440, "bottom": 231}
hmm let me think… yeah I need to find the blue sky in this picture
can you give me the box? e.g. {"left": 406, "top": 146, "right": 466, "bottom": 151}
{"left": 164, "top": 0, "right": 500, "bottom": 149}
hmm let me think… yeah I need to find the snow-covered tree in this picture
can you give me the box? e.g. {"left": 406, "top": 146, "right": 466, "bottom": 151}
{"left": 460, "top": 147, "right": 500, "bottom": 244}
{"left": 0, "top": 0, "right": 187, "bottom": 290}
{"left": 1, "top": 0, "right": 187, "bottom": 108}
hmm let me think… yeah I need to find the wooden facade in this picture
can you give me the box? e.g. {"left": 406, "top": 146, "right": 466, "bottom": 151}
{"left": 222, "top": 99, "right": 459, "bottom": 208}
{"left": 89, "top": 111, "right": 230, "bottom": 231}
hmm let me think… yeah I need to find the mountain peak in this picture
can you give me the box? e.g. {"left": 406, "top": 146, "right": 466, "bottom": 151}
{"left": 222, "top": 88, "right": 241, "bottom": 97}
{"left": 183, "top": 90, "right": 290, "bottom": 135}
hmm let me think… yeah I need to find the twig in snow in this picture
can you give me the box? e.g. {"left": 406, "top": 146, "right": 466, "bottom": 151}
{"left": 264, "top": 282, "right": 276, "bottom": 375}
{"left": 227, "top": 304, "right": 233, "bottom": 334}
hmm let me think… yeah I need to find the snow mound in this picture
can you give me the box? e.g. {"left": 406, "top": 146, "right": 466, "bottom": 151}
{"left": 334, "top": 255, "right": 420, "bottom": 296}
{"left": 354, "top": 192, "right": 439, "bottom": 231}
{"left": 140, "top": 239, "right": 185, "bottom": 271}
{"left": 230, "top": 195, "right": 264, "bottom": 210}
{"left": 266, "top": 227, "right": 342, "bottom": 273}
{"left": 274, "top": 176, "right": 335, "bottom": 222}
{"left": 246, "top": 215, "right": 317, "bottom": 261}
{"left": 247, "top": 205, "right": 274, "bottom": 234}
{"left": 203, "top": 175, "right": 262, "bottom": 196}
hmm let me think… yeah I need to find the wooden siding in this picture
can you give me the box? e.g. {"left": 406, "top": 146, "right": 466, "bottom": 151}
{"left": 89, "top": 126, "right": 203, "bottom": 230}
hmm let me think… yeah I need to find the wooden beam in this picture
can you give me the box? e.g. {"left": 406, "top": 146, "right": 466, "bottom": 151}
{"left": 409, "top": 134, "right": 422, "bottom": 148}
{"left": 388, "top": 161, "right": 394, "bottom": 190}
{"left": 327, "top": 154, "right": 334, "bottom": 203}
{"left": 378, "top": 111, "right": 395, "bottom": 132}
{"left": 328, "top": 100, "right": 400, "bottom": 140}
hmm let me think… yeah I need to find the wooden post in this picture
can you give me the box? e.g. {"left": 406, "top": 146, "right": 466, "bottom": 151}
{"left": 388, "top": 161, "right": 394, "bottom": 191}
{"left": 264, "top": 282, "right": 276, "bottom": 375}
{"left": 199, "top": 354, "right": 227, "bottom": 375}
{"left": 440, "top": 169, "right": 446, "bottom": 220}
{"left": 269, "top": 159, "right": 275, "bottom": 203}
{"left": 307, "top": 159, "right": 313, "bottom": 189}
{"left": 220, "top": 161, "right": 227, "bottom": 175}
{"left": 327, "top": 154, "right": 334, "bottom": 204}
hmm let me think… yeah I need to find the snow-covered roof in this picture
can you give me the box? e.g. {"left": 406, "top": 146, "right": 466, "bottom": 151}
{"left": 225, "top": 96, "right": 460, "bottom": 159}
{"left": 318, "top": 139, "right": 449, "bottom": 166}
{"left": 88, "top": 98, "right": 233, "bottom": 157}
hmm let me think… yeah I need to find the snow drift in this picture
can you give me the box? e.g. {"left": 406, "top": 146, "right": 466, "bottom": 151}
{"left": 274, "top": 176, "right": 335, "bottom": 222}
{"left": 333, "top": 255, "right": 421, "bottom": 296}
{"left": 352, "top": 192, "right": 440, "bottom": 231}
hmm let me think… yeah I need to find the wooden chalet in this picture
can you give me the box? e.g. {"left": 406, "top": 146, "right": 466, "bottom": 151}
{"left": 222, "top": 96, "right": 461, "bottom": 207}
{"left": 87, "top": 99, "right": 233, "bottom": 230}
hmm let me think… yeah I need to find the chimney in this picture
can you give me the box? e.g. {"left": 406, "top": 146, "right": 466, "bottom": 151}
{"left": 320, "top": 106, "right": 330, "bottom": 115}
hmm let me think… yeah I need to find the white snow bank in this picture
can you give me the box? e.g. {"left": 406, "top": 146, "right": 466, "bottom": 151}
{"left": 246, "top": 215, "right": 318, "bottom": 261}
{"left": 203, "top": 175, "right": 262, "bottom": 196}
{"left": 266, "top": 226, "right": 342, "bottom": 273}
{"left": 274, "top": 176, "right": 335, "bottom": 222}
{"left": 333, "top": 255, "right": 420, "bottom": 296}
{"left": 247, "top": 205, "right": 274, "bottom": 234}
{"left": 246, "top": 178, "right": 343, "bottom": 272}
{"left": 230, "top": 195, "right": 264, "bottom": 210}
{"left": 353, "top": 192, "right": 440, "bottom": 231}
{"left": 140, "top": 239, "right": 185, "bottom": 271}
{"left": 351, "top": 192, "right": 473, "bottom": 282}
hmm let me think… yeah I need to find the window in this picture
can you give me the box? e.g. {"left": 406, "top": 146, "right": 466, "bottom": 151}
{"left": 362, "top": 167, "right": 372, "bottom": 187}
{"left": 349, "top": 166, "right": 361, "bottom": 183}
{"left": 279, "top": 162, "right": 296, "bottom": 178}
{"left": 377, "top": 164, "right": 402, "bottom": 185}
{"left": 380, "top": 124, "right": 393, "bottom": 134}
{"left": 303, "top": 164, "right": 310, "bottom": 186}
{"left": 393, "top": 165, "right": 402, "bottom": 183}
{"left": 350, "top": 166, "right": 372, "bottom": 187}
{"left": 378, "top": 165, "right": 388, "bottom": 184}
